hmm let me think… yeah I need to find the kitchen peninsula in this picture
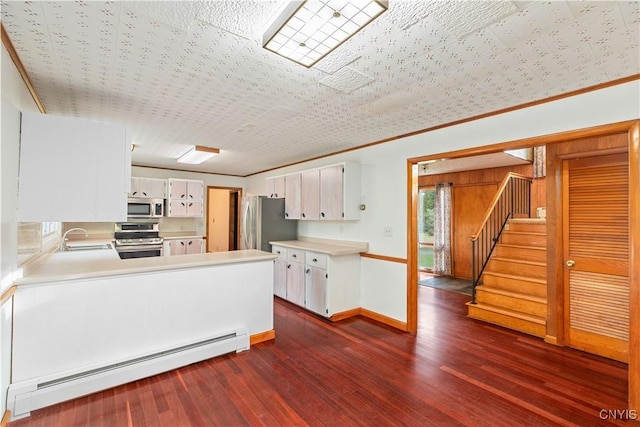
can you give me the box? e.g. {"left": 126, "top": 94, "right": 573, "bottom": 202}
{"left": 8, "top": 249, "right": 276, "bottom": 419}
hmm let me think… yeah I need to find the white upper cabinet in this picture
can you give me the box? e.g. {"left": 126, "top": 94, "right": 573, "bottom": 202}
{"left": 268, "top": 162, "right": 361, "bottom": 221}
{"left": 265, "top": 176, "right": 285, "bottom": 198}
{"left": 300, "top": 169, "right": 320, "bottom": 220}
{"left": 284, "top": 173, "right": 301, "bottom": 219}
{"left": 130, "top": 177, "right": 166, "bottom": 199}
{"left": 319, "top": 162, "right": 361, "bottom": 221}
{"left": 18, "top": 112, "right": 131, "bottom": 222}
{"left": 166, "top": 179, "right": 203, "bottom": 217}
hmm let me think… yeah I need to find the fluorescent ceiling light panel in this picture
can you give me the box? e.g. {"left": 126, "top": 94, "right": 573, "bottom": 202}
{"left": 177, "top": 145, "right": 220, "bottom": 164}
{"left": 263, "top": 0, "right": 388, "bottom": 68}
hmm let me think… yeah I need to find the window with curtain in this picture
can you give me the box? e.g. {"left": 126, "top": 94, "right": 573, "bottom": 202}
{"left": 533, "top": 146, "right": 546, "bottom": 178}
{"left": 433, "top": 182, "right": 452, "bottom": 276}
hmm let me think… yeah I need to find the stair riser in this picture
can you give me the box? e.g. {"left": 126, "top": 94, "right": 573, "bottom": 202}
{"left": 493, "top": 245, "right": 546, "bottom": 262}
{"left": 486, "top": 259, "right": 546, "bottom": 279}
{"left": 481, "top": 274, "right": 547, "bottom": 298}
{"left": 475, "top": 289, "right": 547, "bottom": 317}
{"left": 467, "top": 305, "right": 546, "bottom": 338}
{"left": 500, "top": 232, "right": 546, "bottom": 247}
{"left": 505, "top": 222, "right": 546, "bottom": 233}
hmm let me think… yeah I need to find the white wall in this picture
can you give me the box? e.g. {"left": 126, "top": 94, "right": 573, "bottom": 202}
{"left": 246, "top": 80, "right": 640, "bottom": 323}
{"left": 1, "top": 44, "right": 40, "bottom": 417}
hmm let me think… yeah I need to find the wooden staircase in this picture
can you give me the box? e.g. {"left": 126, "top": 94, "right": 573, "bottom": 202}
{"left": 467, "top": 218, "right": 547, "bottom": 337}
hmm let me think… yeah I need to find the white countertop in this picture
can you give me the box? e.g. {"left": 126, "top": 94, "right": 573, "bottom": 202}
{"left": 17, "top": 249, "right": 276, "bottom": 286}
{"left": 269, "top": 238, "right": 367, "bottom": 256}
{"left": 160, "top": 232, "right": 205, "bottom": 240}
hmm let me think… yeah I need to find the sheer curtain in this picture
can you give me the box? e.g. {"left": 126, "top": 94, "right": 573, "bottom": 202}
{"left": 433, "top": 182, "right": 452, "bottom": 276}
{"left": 533, "top": 146, "right": 546, "bottom": 178}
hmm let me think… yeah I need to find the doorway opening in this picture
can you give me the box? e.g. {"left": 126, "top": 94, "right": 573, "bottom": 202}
{"left": 206, "top": 186, "right": 242, "bottom": 252}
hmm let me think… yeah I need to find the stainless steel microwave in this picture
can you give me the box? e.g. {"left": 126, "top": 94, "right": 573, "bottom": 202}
{"left": 127, "top": 198, "right": 164, "bottom": 218}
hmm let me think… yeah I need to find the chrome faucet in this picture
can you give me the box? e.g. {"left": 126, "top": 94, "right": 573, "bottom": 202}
{"left": 60, "top": 228, "right": 88, "bottom": 251}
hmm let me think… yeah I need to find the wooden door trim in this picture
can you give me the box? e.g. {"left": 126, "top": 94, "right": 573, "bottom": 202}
{"left": 629, "top": 122, "right": 639, "bottom": 413}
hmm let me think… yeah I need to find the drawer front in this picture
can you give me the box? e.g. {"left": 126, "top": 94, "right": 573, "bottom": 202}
{"left": 305, "top": 251, "right": 327, "bottom": 269}
{"left": 272, "top": 245, "right": 287, "bottom": 259}
{"left": 287, "top": 248, "right": 305, "bottom": 263}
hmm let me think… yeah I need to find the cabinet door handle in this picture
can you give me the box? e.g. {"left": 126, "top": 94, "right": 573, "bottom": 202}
{"left": 142, "top": 192, "right": 148, "bottom": 197}
{"left": 276, "top": 250, "right": 281, "bottom": 254}
{"left": 181, "top": 194, "right": 186, "bottom": 199}
{"left": 188, "top": 203, "right": 193, "bottom": 207}
{"left": 132, "top": 191, "right": 138, "bottom": 196}
{"left": 312, "top": 258, "right": 318, "bottom": 262}
{"left": 287, "top": 264, "right": 291, "bottom": 269}
{"left": 306, "top": 269, "right": 310, "bottom": 274}
{"left": 321, "top": 212, "right": 325, "bottom": 217}
{"left": 285, "top": 213, "right": 289, "bottom": 217}
{"left": 291, "top": 254, "right": 296, "bottom": 258}
{"left": 302, "top": 213, "right": 306, "bottom": 218}
{"left": 188, "top": 241, "right": 192, "bottom": 245}
{"left": 180, "top": 241, "right": 185, "bottom": 246}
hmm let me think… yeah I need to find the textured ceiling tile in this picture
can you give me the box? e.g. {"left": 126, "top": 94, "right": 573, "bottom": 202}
{"left": 122, "top": 1, "right": 203, "bottom": 32}
{"left": 318, "top": 67, "right": 376, "bottom": 94}
{"left": 426, "top": 1, "right": 519, "bottom": 39}
{"left": 196, "top": 0, "right": 280, "bottom": 39}
{"left": 315, "top": 48, "right": 361, "bottom": 75}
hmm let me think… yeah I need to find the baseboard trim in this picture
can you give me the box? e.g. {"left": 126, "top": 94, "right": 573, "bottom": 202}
{"left": 544, "top": 335, "right": 559, "bottom": 345}
{"left": 2, "top": 410, "right": 11, "bottom": 427}
{"left": 330, "top": 308, "right": 361, "bottom": 322}
{"left": 250, "top": 329, "right": 275, "bottom": 345}
{"left": 360, "top": 308, "right": 408, "bottom": 331}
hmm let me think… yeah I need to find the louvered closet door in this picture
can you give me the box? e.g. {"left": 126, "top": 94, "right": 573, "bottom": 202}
{"left": 563, "top": 153, "right": 629, "bottom": 362}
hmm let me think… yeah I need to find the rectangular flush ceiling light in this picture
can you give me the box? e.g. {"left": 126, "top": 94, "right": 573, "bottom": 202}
{"left": 263, "top": 0, "right": 388, "bottom": 68}
{"left": 177, "top": 146, "right": 220, "bottom": 164}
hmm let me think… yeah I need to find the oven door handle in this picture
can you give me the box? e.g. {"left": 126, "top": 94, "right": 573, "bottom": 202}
{"left": 116, "top": 244, "right": 164, "bottom": 253}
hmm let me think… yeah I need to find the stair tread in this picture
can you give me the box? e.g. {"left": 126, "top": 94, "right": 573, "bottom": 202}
{"left": 475, "top": 286, "right": 547, "bottom": 304}
{"left": 466, "top": 302, "right": 546, "bottom": 325}
{"left": 490, "top": 257, "right": 546, "bottom": 267}
{"left": 509, "top": 218, "right": 546, "bottom": 224}
{"left": 482, "top": 271, "right": 547, "bottom": 284}
{"left": 503, "top": 230, "right": 546, "bottom": 236}
{"left": 497, "top": 243, "right": 546, "bottom": 251}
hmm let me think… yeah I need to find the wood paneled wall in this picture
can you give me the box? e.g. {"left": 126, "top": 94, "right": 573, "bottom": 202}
{"left": 418, "top": 163, "right": 545, "bottom": 279}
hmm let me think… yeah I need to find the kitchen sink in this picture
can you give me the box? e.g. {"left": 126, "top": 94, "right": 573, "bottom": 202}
{"left": 59, "top": 243, "right": 114, "bottom": 252}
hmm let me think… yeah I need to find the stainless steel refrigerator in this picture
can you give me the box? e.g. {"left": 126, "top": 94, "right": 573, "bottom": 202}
{"left": 240, "top": 196, "right": 297, "bottom": 252}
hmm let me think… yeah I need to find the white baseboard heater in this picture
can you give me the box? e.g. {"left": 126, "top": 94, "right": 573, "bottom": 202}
{"left": 7, "top": 328, "right": 249, "bottom": 420}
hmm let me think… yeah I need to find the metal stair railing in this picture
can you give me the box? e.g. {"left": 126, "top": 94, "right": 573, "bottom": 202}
{"left": 470, "top": 173, "right": 532, "bottom": 304}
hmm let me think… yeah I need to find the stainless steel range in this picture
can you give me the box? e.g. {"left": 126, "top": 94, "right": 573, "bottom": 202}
{"left": 114, "top": 220, "right": 164, "bottom": 259}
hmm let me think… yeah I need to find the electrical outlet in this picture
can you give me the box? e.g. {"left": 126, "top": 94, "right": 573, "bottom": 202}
{"left": 384, "top": 226, "right": 392, "bottom": 237}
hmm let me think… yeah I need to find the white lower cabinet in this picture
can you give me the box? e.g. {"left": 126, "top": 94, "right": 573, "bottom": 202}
{"left": 285, "top": 248, "right": 305, "bottom": 307}
{"left": 164, "top": 238, "right": 204, "bottom": 256}
{"left": 305, "top": 252, "right": 328, "bottom": 316}
{"left": 273, "top": 247, "right": 287, "bottom": 299}
{"left": 272, "top": 245, "right": 359, "bottom": 318}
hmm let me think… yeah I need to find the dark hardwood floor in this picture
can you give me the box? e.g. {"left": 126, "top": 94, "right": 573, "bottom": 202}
{"left": 9, "top": 286, "right": 630, "bottom": 426}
